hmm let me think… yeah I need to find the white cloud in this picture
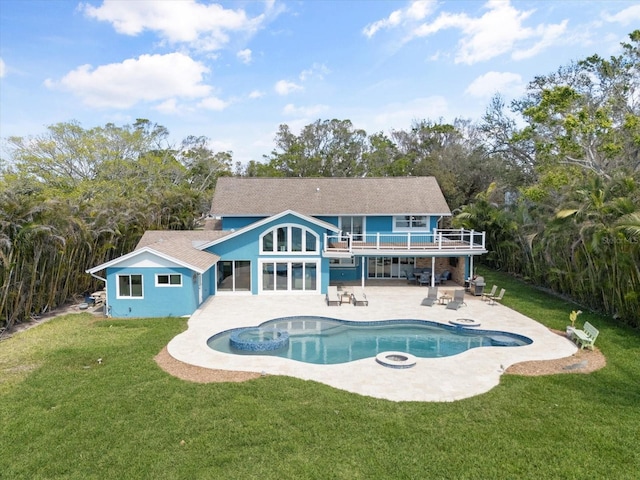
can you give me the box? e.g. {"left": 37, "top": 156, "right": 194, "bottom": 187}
{"left": 299, "top": 63, "right": 330, "bottom": 81}
{"left": 155, "top": 98, "right": 180, "bottom": 114}
{"left": 370, "top": 0, "right": 568, "bottom": 64}
{"left": 0, "top": 58, "right": 5, "bottom": 78}
{"left": 603, "top": 4, "right": 640, "bottom": 25}
{"left": 82, "top": 0, "right": 265, "bottom": 52}
{"left": 248, "top": 90, "right": 265, "bottom": 99}
{"left": 512, "top": 20, "right": 568, "bottom": 60}
{"left": 363, "top": 0, "right": 436, "bottom": 38}
{"left": 274, "top": 79, "right": 303, "bottom": 96}
{"left": 198, "top": 96, "right": 229, "bottom": 111}
{"left": 465, "top": 71, "right": 524, "bottom": 98}
{"left": 237, "top": 48, "right": 252, "bottom": 64}
{"left": 282, "top": 103, "right": 329, "bottom": 117}
{"left": 45, "top": 52, "right": 211, "bottom": 109}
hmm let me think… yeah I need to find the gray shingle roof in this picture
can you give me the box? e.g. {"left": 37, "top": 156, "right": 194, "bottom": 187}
{"left": 211, "top": 177, "right": 451, "bottom": 216}
{"left": 135, "top": 230, "right": 229, "bottom": 272}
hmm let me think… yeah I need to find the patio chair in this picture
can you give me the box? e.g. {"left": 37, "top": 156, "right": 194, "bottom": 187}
{"left": 351, "top": 287, "right": 369, "bottom": 306}
{"left": 405, "top": 269, "right": 417, "bottom": 284}
{"left": 326, "top": 285, "right": 341, "bottom": 306}
{"left": 445, "top": 289, "right": 467, "bottom": 310}
{"left": 481, "top": 285, "right": 498, "bottom": 302}
{"left": 420, "top": 287, "right": 439, "bottom": 306}
{"left": 438, "top": 270, "right": 451, "bottom": 285}
{"left": 488, "top": 288, "right": 506, "bottom": 306}
{"left": 418, "top": 272, "right": 431, "bottom": 287}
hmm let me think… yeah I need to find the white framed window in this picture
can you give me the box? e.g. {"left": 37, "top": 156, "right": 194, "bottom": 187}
{"left": 393, "top": 215, "right": 430, "bottom": 231}
{"left": 339, "top": 216, "right": 364, "bottom": 241}
{"left": 260, "top": 224, "right": 319, "bottom": 254}
{"left": 330, "top": 257, "right": 357, "bottom": 268}
{"left": 156, "top": 274, "right": 182, "bottom": 287}
{"left": 117, "top": 274, "right": 143, "bottom": 298}
{"left": 260, "top": 259, "right": 320, "bottom": 293}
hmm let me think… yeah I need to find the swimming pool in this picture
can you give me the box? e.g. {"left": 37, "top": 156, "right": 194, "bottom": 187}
{"left": 207, "top": 316, "right": 532, "bottom": 365}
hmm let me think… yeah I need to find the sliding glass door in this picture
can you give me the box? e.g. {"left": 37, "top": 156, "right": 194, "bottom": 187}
{"left": 367, "top": 257, "right": 415, "bottom": 279}
{"left": 261, "top": 260, "right": 319, "bottom": 292}
{"left": 217, "top": 261, "right": 251, "bottom": 292}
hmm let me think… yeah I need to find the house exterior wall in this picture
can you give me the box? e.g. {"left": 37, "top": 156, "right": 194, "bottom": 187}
{"left": 365, "top": 216, "right": 390, "bottom": 232}
{"left": 207, "top": 213, "right": 330, "bottom": 295}
{"left": 221, "top": 216, "right": 266, "bottom": 230}
{"left": 106, "top": 266, "right": 199, "bottom": 318}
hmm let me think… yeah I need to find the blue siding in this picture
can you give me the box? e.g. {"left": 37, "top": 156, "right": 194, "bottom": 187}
{"left": 221, "top": 216, "right": 266, "bottom": 230}
{"left": 106, "top": 267, "right": 199, "bottom": 318}
{"left": 366, "top": 216, "right": 392, "bottom": 233}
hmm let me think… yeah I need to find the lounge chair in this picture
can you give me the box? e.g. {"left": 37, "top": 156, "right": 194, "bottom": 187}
{"left": 326, "top": 285, "right": 341, "bottom": 306}
{"left": 420, "top": 287, "right": 439, "bottom": 306}
{"left": 351, "top": 287, "right": 368, "bottom": 306}
{"left": 481, "top": 285, "right": 498, "bottom": 302}
{"left": 488, "top": 288, "right": 505, "bottom": 305}
{"left": 445, "top": 289, "right": 467, "bottom": 310}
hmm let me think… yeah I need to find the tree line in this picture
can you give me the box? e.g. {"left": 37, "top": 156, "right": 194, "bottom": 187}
{"left": 1, "top": 31, "right": 638, "bottom": 330}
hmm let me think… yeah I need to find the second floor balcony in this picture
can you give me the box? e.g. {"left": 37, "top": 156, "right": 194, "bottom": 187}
{"left": 324, "top": 229, "right": 486, "bottom": 256}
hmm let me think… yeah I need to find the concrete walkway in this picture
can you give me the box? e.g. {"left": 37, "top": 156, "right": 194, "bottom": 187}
{"left": 167, "top": 286, "right": 577, "bottom": 402}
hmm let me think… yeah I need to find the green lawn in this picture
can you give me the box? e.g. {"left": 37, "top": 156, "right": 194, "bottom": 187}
{"left": 1, "top": 271, "right": 639, "bottom": 479}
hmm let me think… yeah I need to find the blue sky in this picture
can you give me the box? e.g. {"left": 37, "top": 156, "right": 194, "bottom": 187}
{"left": 1, "top": 0, "right": 639, "bottom": 164}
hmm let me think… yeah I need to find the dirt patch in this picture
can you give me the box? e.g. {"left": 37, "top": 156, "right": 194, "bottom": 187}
{"left": 505, "top": 329, "right": 606, "bottom": 376}
{"left": 154, "top": 347, "right": 261, "bottom": 383}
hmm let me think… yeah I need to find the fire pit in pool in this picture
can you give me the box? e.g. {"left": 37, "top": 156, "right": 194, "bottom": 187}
{"left": 229, "top": 328, "right": 289, "bottom": 352}
{"left": 375, "top": 351, "right": 417, "bottom": 369}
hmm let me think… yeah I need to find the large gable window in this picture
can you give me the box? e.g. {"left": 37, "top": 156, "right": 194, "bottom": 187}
{"left": 117, "top": 274, "right": 143, "bottom": 298}
{"left": 261, "top": 225, "right": 318, "bottom": 254}
{"left": 394, "top": 215, "right": 429, "bottom": 231}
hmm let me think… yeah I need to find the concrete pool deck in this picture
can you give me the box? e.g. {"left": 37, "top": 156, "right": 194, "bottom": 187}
{"left": 167, "top": 285, "right": 577, "bottom": 402}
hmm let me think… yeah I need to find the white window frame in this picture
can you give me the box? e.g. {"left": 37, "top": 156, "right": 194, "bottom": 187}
{"left": 155, "top": 273, "right": 182, "bottom": 287}
{"left": 259, "top": 223, "right": 319, "bottom": 254}
{"left": 339, "top": 216, "right": 365, "bottom": 241}
{"left": 116, "top": 274, "right": 144, "bottom": 299}
{"left": 329, "top": 257, "right": 357, "bottom": 268}
{"left": 393, "top": 215, "right": 431, "bottom": 232}
{"left": 258, "top": 258, "right": 321, "bottom": 294}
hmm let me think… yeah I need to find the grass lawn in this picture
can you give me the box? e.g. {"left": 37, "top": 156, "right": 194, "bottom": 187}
{"left": 1, "top": 269, "right": 639, "bottom": 479}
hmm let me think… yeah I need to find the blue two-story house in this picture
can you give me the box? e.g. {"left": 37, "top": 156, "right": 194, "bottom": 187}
{"left": 87, "top": 177, "right": 487, "bottom": 317}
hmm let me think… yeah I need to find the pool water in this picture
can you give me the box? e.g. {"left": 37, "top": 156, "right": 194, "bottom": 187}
{"left": 207, "top": 316, "right": 532, "bottom": 365}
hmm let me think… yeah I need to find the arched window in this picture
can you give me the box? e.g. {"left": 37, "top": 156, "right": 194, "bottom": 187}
{"left": 260, "top": 224, "right": 318, "bottom": 253}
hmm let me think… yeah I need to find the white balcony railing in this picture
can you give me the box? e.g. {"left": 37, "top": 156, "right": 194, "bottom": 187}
{"left": 324, "top": 229, "right": 486, "bottom": 254}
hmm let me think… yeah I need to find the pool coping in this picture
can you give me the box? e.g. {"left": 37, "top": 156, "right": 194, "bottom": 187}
{"left": 167, "top": 287, "right": 578, "bottom": 402}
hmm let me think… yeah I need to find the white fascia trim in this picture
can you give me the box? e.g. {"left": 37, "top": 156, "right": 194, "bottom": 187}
{"left": 86, "top": 246, "right": 209, "bottom": 275}
{"left": 199, "top": 209, "right": 341, "bottom": 250}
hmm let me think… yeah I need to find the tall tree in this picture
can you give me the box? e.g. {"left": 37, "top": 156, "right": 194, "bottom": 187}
{"left": 263, "top": 119, "right": 367, "bottom": 177}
